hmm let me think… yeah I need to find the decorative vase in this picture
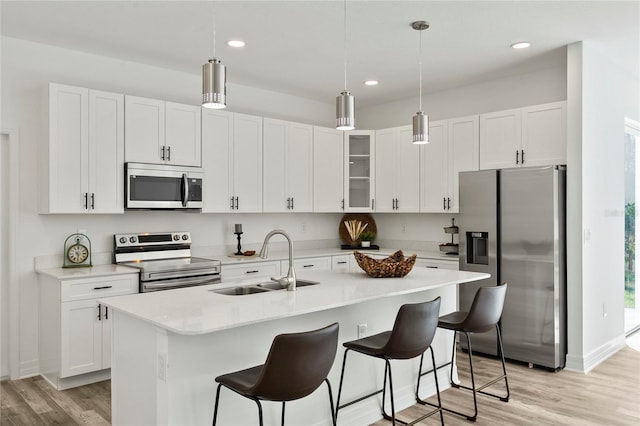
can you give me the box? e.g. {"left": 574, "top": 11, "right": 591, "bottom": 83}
{"left": 350, "top": 240, "right": 359, "bottom": 248}
{"left": 361, "top": 241, "right": 371, "bottom": 248}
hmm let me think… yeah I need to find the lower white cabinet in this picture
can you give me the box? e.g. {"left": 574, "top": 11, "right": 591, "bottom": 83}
{"left": 331, "top": 255, "right": 351, "bottom": 272}
{"left": 221, "top": 261, "right": 281, "bottom": 281}
{"left": 38, "top": 272, "right": 138, "bottom": 389}
{"left": 282, "top": 256, "right": 332, "bottom": 273}
{"left": 414, "top": 258, "right": 459, "bottom": 270}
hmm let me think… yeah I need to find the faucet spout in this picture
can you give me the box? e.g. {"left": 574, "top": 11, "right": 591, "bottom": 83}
{"left": 258, "top": 229, "right": 296, "bottom": 291}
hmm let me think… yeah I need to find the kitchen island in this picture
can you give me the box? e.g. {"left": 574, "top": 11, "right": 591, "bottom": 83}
{"left": 103, "top": 267, "right": 489, "bottom": 426}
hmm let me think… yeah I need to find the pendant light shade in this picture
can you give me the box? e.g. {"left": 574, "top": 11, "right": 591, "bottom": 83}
{"left": 411, "top": 20, "right": 429, "bottom": 144}
{"left": 336, "top": 91, "right": 355, "bottom": 130}
{"left": 336, "top": 0, "right": 355, "bottom": 130}
{"left": 202, "top": 58, "right": 227, "bottom": 109}
{"left": 413, "top": 111, "right": 429, "bottom": 144}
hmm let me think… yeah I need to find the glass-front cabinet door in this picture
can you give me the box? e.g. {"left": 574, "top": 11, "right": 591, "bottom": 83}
{"left": 344, "top": 131, "right": 375, "bottom": 211}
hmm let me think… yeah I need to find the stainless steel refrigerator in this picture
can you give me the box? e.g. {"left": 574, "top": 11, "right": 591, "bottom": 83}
{"left": 458, "top": 165, "right": 566, "bottom": 369}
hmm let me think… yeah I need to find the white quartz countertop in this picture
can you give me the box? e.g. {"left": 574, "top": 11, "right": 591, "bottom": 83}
{"left": 36, "top": 264, "right": 140, "bottom": 280}
{"left": 102, "top": 268, "right": 488, "bottom": 336}
{"left": 220, "top": 246, "right": 458, "bottom": 265}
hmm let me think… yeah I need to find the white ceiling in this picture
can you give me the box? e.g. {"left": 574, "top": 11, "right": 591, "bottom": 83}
{"left": 1, "top": 1, "right": 638, "bottom": 107}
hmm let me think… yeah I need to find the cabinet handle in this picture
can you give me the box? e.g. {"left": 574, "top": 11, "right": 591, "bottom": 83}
{"left": 161, "top": 146, "right": 166, "bottom": 161}
{"left": 521, "top": 150, "right": 525, "bottom": 164}
{"left": 286, "top": 197, "right": 291, "bottom": 209}
{"left": 396, "top": 198, "right": 399, "bottom": 210}
{"left": 291, "top": 197, "right": 294, "bottom": 210}
{"left": 93, "top": 285, "right": 113, "bottom": 290}
{"left": 371, "top": 199, "right": 375, "bottom": 210}
{"left": 167, "top": 146, "right": 171, "bottom": 161}
{"left": 230, "top": 196, "right": 235, "bottom": 210}
{"left": 447, "top": 198, "right": 451, "bottom": 210}
{"left": 303, "top": 264, "right": 314, "bottom": 268}
{"left": 341, "top": 199, "right": 344, "bottom": 210}
{"left": 235, "top": 196, "right": 239, "bottom": 210}
{"left": 91, "top": 193, "right": 95, "bottom": 210}
{"left": 337, "top": 261, "right": 348, "bottom": 264}
{"left": 84, "top": 193, "right": 88, "bottom": 210}
{"left": 443, "top": 197, "right": 446, "bottom": 210}
{"left": 97, "top": 303, "right": 102, "bottom": 321}
{"left": 516, "top": 150, "right": 519, "bottom": 164}
{"left": 246, "top": 270, "right": 259, "bottom": 274}
{"left": 426, "top": 266, "right": 438, "bottom": 269}
{"left": 105, "top": 306, "right": 109, "bottom": 320}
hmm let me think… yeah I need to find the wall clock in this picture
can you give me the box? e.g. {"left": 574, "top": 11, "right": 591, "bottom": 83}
{"left": 63, "top": 233, "right": 92, "bottom": 268}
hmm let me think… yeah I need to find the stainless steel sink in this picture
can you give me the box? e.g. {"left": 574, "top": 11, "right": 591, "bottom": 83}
{"left": 211, "top": 279, "right": 320, "bottom": 296}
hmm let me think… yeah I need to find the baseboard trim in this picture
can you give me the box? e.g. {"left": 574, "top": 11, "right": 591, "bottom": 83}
{"left": 19, "top": 359, "right": 39, "bottom": 379}
{"left": 565, "top": 334, "right": 627, "bottom": 373}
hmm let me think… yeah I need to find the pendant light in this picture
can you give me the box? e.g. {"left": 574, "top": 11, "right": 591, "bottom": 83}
{"left": 202, "top": 11, "right": 227, "bottom": 109}
{"left": 411, "top": 21, "right": 429, "bottom": 144}
{"left": 336, "top": 0, "right": 355, "bottom": 130}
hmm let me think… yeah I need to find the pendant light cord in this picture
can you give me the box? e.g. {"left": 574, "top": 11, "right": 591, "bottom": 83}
{"left": 212, "top": 8, "right": 217, "bottom": 59}
{"left": 343, "top": 0, "right": 347, "bottom": 91}
{"left": 419, "top": 27, "right": 423, "bottom": 112}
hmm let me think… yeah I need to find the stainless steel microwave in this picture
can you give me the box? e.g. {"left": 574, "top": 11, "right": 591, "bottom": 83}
{"left": 125, "top": 163, "right": 204, "bottom": 209}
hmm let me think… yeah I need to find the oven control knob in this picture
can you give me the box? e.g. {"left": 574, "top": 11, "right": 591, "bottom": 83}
{"left": 181, "top": 234, "right": 189, "bottom": 241}
{"left": 119, "top": 237, "right": 127, "bottom": 244}
{"left": 173, "top": 234, "right": 180, "bottom": 241}
{"left": 129, "top": 236, "right": 137, "bottom": 243}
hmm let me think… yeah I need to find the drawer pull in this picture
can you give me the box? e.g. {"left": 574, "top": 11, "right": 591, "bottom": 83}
{"left": 93, "top": 285, "right": 113, "bottom": 290}
{"left": 337, "top": 261, "right": 348, "bottom": 264}
{"left": 303, "top": 264, "right": 314, "bottom": 268}
{"left": 246, "top": 270, "right": 259, "bottom": 274}
{"left": 426, "top": 266, "right": 438, "bottom": 269}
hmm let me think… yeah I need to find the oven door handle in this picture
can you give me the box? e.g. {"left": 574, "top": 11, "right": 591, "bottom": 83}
{"left": 182, "top": 173, "right": 189, "bottom": 207}
{"left": 142, "top": 275, "right": 221, "bottom": 291}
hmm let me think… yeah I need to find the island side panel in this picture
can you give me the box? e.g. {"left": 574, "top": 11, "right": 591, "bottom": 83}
{"left": 160, "top": 287, "right": 456, "bottom": 426}
{"left": 111, "top": 311, "right": 168, "bottom": 425}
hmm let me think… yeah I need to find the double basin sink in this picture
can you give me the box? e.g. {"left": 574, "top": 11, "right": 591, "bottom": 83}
{"left": 211, "top": 279, "right": 320, "bottom": 296}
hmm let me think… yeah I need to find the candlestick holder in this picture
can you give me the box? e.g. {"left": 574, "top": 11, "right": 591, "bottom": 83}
{"left": 234, "top": 232, "right": 243, "bottom": 255}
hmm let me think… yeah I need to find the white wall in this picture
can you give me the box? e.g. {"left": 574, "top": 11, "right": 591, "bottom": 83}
{"left": 566, "top": 41, "right": 640, "bottom": 372}
{"left": 358, "top": 64, "right": 567, "bottom": 129}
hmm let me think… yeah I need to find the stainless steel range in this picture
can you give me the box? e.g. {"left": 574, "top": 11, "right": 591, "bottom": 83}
{"left": 114, "top": 231, "right": 221, "bottom": 292}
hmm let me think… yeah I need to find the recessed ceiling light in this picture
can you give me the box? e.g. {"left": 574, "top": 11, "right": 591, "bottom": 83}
{"left": 227, "top": 40, "right": 246, "bottom": 48}
{"left": 510, "top": 41, "right": 531, "bottom": 49}
{"left": 363, "top": 80, "right": 379, "bottom": 86}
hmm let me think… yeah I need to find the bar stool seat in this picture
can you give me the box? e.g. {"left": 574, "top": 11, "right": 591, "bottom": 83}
{"left": 421, "top": 283, "right": 509, "bottom": 422}
{"left": 336, "top": 297, "right": 444, "bottom": 426}
{"left": 212, "top": 322, "right": 339, "bottom": 426}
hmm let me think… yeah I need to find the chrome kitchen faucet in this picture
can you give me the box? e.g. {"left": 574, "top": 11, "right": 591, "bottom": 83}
{"left": 259, "top": 229, "right": 296, "bottom": 291}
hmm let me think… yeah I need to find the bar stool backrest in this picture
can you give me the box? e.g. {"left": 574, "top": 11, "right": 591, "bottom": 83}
{"left": 383, "top": 297, "right": 441, "bottom": 359}
{"left": 464, "top": 283, "right": 507, "bottom": 333}
{"left": 250, "top": 322, "right": 339, "bottom": 401}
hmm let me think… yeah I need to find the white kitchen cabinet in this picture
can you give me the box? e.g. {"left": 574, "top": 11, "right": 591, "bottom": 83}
{"left": 421, "top": 116, "right": 479, "bottom": 213}
{"left": 313, "top": 126, "right": 344, "bottom": 212}
{"left": 282, "top": 256, "right": 332, "bottom": 273}
{"left": 125, "top": 96, "right": 201, "bottom": 166}
{"left": 221, "top": 261, "right": 280, "bottom": 281}
{"left": 263, "top": 118, "right": 313, "bottom": 212}
{"left": 201, "top": 110, "right": 262, "bottom": 213}
{"left": 43, "top": 83, "right": 124, "bottom": 214}
{"left": 331, "top": 255, "right": 351, "bottom": 272}
{"left": 479, "top": 101, "right": 566, "bottom": 169}
{"left": 344, "top": 131, "right": 375, "bottom": 212}
{"left": 375, "top": 126, "right": 420, "bottom": 212}
{"left": 38, "top": 271, "right": 138, "bottom": 389}
{"left": 415, "top": 258, "right": 459, "bottom": 270}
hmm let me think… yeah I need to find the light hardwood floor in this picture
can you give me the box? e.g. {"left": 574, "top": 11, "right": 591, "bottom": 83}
{"left": 1, "top": 345, "right": 639, "bottom": 425}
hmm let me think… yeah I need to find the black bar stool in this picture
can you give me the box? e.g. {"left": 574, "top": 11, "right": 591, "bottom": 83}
{"left": 335, "top": 297, "right": 444, "bottom": 426}
{"left": 212, "top": 322, "right": 339, "bottom": 426}
{"left": 420, "top": 283, "right": 509, "bottom": 422}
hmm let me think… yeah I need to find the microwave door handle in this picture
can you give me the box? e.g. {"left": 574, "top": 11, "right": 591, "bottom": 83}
{"left": 182, "top": 173, "right": 189, "bottom": 207}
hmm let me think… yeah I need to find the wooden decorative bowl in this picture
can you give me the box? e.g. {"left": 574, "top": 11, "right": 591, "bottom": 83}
{"left": 353, "top": 250, "right": 416, "bottom": 278}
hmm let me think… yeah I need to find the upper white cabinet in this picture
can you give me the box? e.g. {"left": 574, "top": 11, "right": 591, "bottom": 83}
{"left": 344, "top": 131, "right": 375, "bottom": 212}
{"left": 313, "top": 126, "right": 344, "bottom": 212}
{"left": 202, "top": 110, "right": 262, "bottom": 212}
{"left": 480, "top": 101, "right": 566, "bottom": 169}
{"left": 375, "top": 126, "right": 420, "bottom": 212}
{"left": 263, "top": 118, "right": 313, "bottom": 212}
{"left": 421, "top": 116, "right": 479, "bottom": 213}
{"left": 124, "top": 95, "right": 201, "bottom": 167}
{"left": 43, "top": 83, "right": 124, "bottom": 214}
